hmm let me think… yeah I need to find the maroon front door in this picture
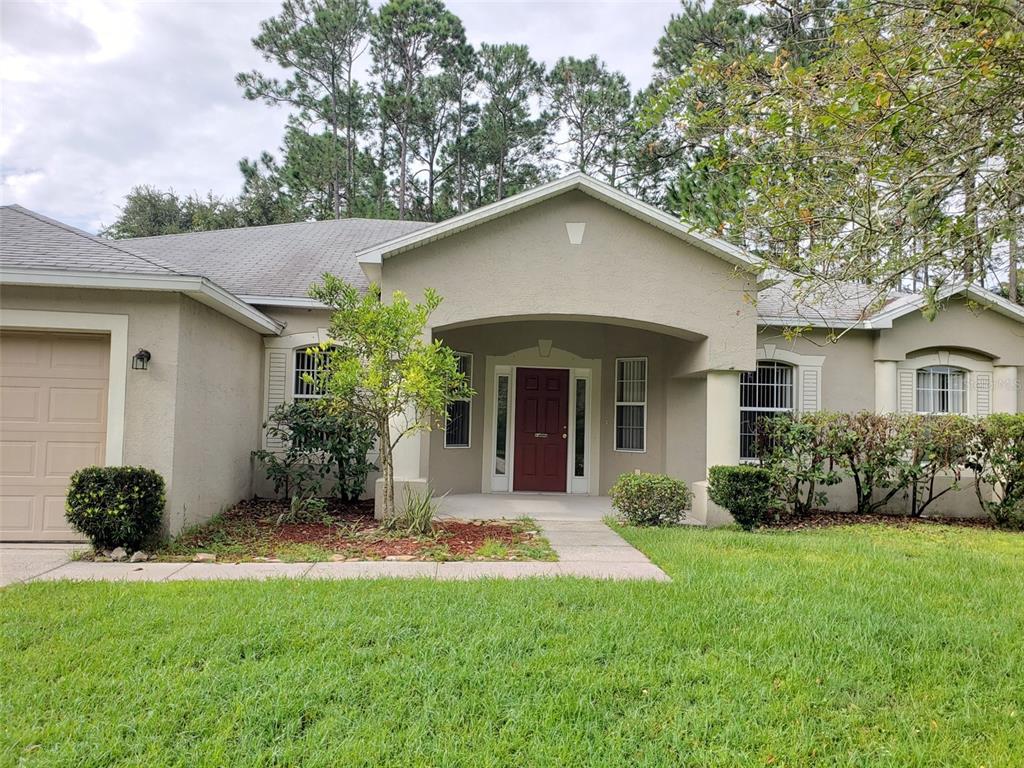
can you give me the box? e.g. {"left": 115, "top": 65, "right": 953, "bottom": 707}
{"left": 513, "top": 368, "right": 569, "bottom": 492}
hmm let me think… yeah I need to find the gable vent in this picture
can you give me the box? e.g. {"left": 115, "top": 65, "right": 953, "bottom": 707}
{"left": 565, "top": 222, "right": 586, "bottom": 245}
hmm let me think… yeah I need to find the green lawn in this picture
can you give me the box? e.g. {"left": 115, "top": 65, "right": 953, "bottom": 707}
{"left": 3, "top": 524, "right": 1023, "bottom": 767}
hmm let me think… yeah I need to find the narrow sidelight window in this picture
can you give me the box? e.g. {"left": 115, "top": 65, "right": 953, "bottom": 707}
{"left": 739, "top": 361, "right": 794, "bottom": 460}
{"left": 916, "top": 366, "right": 967, "bottom": 414}
{"left": 615, "top": 358, "right": 647, "bottom": 452}
{"left": 574, "top": 378, "right": 587, "bottom": 476}
{"left": 494, "top": 374, "right": 509, "bottom": 474}
{"left": 445, "top": 353, "right": 472, "bottom": 448}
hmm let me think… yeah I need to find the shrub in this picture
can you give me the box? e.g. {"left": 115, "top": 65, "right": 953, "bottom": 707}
{"left": 907, "top": 415, "right": 979, "bottom": 516}
{"left": 760, "top": 412, "right": 842, "bottom": 515}
{"left": 381, "top": 486, "right": 440, "bottom": 536}
{"left": 828, "top": 412, "right": 917, "bottom": 514}
{"left": 65, "top": 466, "right": 166, "bottom": 550}
{"left": 708, "top": 465, "right": 777, "bottom": 530}
{"left": 253, "top": 399, "right": 375, "bottom": 501}
{"left": 609, "top": 472, "right": 690, "bottom": 526}
{"left": 967, "top": 413, "right": 1024, "bottom": 529}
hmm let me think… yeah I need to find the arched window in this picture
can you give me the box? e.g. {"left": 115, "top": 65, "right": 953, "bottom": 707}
{"left": 916, "top": 366, "right": 967, "bottom": 414}
{"left": 740, "top": 361, "right": 794, "bottom": 460}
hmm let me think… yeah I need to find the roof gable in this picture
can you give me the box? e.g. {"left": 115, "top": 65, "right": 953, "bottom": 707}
{"left": 356, "top": 172, "right": 759, "bottom": 271}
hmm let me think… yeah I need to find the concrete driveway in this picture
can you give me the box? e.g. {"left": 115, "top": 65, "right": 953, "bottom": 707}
{"left": 1, "top": 544, "right": 84, "bottom": 586}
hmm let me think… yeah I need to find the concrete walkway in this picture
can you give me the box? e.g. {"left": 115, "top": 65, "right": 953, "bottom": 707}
{"left": 1, "top": 496, "right": 668, "bottom": 584}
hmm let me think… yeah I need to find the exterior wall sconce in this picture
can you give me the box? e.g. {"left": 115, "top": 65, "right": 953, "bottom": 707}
{"left": 132, "top": 349, "right": 152, "bottom": 370}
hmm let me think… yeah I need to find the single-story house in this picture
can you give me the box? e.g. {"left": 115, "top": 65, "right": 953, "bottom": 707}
{"left": 2, "top": 173, "right": 1022, "bottom": 541}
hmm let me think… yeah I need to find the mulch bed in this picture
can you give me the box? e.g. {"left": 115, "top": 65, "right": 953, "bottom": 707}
{"left": 764, "top": 510, "right": 1004, "bottom": 532}
{"left": 166, "top": 497, "right": 547, "bottom": 561}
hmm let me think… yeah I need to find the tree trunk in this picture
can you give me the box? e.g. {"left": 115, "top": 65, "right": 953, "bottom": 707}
{"left": 378, "top": 419, "right": 395, "bottom": 519}
{"left": 345, "top": 61, "right": 355, "bottom": 218}
{"left": 398, "top": 128, "right": 408, "bottom": 221}
{"left": 963, "top": 164, "right": 979, "bottom": 281}
{"left": 1009, "top": 219, "right": 1020, "bottom": 304}
{"left": 330, "top": 70, "right": 341, "bottom": 220}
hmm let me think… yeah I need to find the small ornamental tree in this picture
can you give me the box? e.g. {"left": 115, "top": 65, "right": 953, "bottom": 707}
{"left": 308, "top": 276, "right": 473, "bottom": 518}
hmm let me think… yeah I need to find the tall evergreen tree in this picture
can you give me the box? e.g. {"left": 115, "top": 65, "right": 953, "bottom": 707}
{"left": 371, "top": 0, "right": 466, "bottom": 219}
{"left": 476, "top": 43, "right": 547, "bottom": 201}
{"left": 236, "top": 0, "right": 372, "bottom": 219}
{"left": 543, "top": 56, "right": 631, "bottom": 178}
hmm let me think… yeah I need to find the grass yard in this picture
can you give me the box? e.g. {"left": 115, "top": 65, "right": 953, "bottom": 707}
{"left": 3, "top": 523, "right": 1023, "bottom": 767}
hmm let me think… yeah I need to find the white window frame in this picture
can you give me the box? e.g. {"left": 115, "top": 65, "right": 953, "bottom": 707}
{"left": 915, "top": 365, "right": 968, "bottom": 415}
{"left": 293, "top": 347, "right": 326, "bottom": 400}
{"left": 491, "top": 370, "right": 511, "bottom": 476}
{"left": 444, "top": 352, "right": 473, "bottom": 449}
{"left": 614, "top": 357, "right": 647, "bottom": 453}
{"left": 740, "top": 360, "right": 795, "bottom": 462}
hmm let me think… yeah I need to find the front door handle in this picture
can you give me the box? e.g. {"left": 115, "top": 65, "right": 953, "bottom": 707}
{"left": 562, "top": 433, "right": 567, "bottom": 439}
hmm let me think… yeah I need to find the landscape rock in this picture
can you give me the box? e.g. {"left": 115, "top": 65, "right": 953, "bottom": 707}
{"left": 108, "top": 547, "right": 128, "bottom": 562}
{"left": 129, "top": 551, "right": 149, "bottom": 563}
{"left": 192, "top": 553, "right": 216, "bottom": 563}
{"left": 384, "top": 555, "right": 417, "bottom": 562}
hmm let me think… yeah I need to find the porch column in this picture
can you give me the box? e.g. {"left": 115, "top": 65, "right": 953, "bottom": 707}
{"left": 691, "top": 370, "right": 741, "bottom": 527}
{"left": 874, "top": 361, "right": 899, "bottom": 414}
{"left": 993, "top": 365, "right": 1019, "bottom": 414}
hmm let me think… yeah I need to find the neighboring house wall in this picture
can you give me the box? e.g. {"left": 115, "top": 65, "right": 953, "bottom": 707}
{"left": 169, "top": 296, "right": 264, "bottom": 532}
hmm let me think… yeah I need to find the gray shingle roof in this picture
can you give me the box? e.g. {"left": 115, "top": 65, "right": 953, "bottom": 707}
{"left": 756, "top": 276, "right": 896, "bottom": 325}
{"left": 0, "top": 205, "right": 183, "bottom": 275}
{"left": 124, "top": 217, "right": 432, "bottom": 298}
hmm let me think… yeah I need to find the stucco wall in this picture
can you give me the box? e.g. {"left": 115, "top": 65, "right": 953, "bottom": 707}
{"left": 0, "top": 285, "right": 182, "bottom": 491}
{"left": 430, "top": 321, "right": 699, "bottom": 495}
{"left": 875, "top": 297, "right": 1024, "bottom": 365}
{"left": 381, "top": 190, "right": 757, "bottom": 373}
{"left": 755, "top": 326, "right": 877, "bottom": 413}
{"left": 169, "top": 296, "right": 264, "bottom": 531}
{"left": 1, "top": 285, "right": 266, "bottom": 536}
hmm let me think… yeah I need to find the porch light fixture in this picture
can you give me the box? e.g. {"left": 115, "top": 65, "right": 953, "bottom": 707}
{"left": 132, "top": 348, "right": 152, "bottom": 371}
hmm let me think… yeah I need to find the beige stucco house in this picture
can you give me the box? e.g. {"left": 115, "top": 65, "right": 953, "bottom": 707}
{"left": 2, "top": 173, "right": 1022, "bottom": 541}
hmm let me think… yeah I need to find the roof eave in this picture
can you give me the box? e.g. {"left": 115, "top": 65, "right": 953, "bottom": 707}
{"left": 0, "top": 267, "right": 284, "bottom": 335}
{"left": 757, "top": 314, "right": 887, "bottom": 330}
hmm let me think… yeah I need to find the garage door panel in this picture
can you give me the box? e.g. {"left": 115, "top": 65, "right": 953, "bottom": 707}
{"left": 45, "top": 441, "right": 104, "bottom": 477}
{"left": 0, "top": 441, "right": 36, "bottom": 476}
{"left": 42, "top": 496, "right": 73, "bottom": 530}
{"left": 0, "top": 386, "right": 40, "bottom": 422}
{"left": 49, "top": 386, "right": 106, "bottom": 424}
{"left": 0, "top": 332, "right": 106, "bottom": 542}
{"left": 0, "top": 496, "right": 34, "bottom": 532}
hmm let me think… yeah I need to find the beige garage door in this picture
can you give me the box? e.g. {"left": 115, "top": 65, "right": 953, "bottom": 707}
{"left": 0, "top": 332, "right": 110, "bottom": 541}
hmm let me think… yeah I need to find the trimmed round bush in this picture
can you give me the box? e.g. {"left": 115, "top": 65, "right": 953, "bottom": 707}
{"left": 707, "top": 465, "right": 777, "bottom": 530}
{"left": 609, "top": 472, "right": 690, "bottom": 526}
{"left": 65, "top": 466, "right": 166, "bottom": 550}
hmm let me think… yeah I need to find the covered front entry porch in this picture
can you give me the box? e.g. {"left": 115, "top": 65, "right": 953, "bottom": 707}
{"left": 380, "top": 317, "right": 746, "bottom": 526}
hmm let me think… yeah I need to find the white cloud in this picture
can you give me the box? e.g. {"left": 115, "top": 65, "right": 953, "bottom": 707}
{"left": 1, "top": 0, "right": 676, "bottom": 232}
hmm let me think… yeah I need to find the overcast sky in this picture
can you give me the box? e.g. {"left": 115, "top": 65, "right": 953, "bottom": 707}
{"left": 0, "top": 0, "right": 678, "bottom": 233}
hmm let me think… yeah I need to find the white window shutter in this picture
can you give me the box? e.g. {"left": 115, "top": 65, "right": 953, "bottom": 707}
{"left": 265, "top": 350, "right": 288, "bottom": 449}
{"left": 975, "top": 372, "right": 992, "bottom": 416}
{"left": 898, "top": 369, "right": 916, "bottom": 413}
{"left": 800, "top": 367, "right": 821, "bottom": 412}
